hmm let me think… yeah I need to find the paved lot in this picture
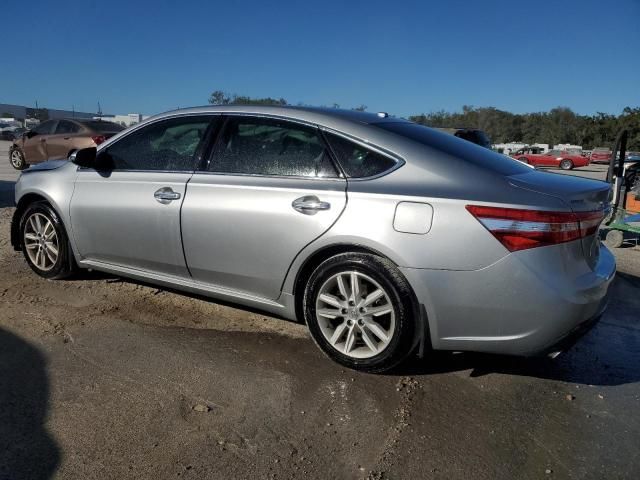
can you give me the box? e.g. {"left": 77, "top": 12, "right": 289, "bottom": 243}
{"left": 1, "top": 142, "right": 639, "bottom": 479}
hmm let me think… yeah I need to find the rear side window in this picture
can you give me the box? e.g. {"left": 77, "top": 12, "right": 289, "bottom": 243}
{"left": 55, "top": 120, "right": 80, "bottom": 134}
{"left": 80, "top": 120, "right": 125, "bottom": 133}
{"left": 324, "top": 132, "right": 397, "bottom": 178}
{"left": 208, "top": 117, "right": 338, "bottom": 178}
{"left": 105, "top": 117, "right": 211, "bottom": 171}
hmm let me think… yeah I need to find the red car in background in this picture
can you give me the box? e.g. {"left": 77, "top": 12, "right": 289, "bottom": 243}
{"left": 590, "top": 147, "right": 612, "bottom": 164}
{"left": 512, "top": 149, "right": 590, "bottom": 170}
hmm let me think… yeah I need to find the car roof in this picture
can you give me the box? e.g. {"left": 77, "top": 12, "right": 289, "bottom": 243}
{"left": 146, "top": 105, "right": 409, "bottom": 128}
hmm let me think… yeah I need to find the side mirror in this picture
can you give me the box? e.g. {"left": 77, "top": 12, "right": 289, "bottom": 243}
{"left": 71, "top": 147, "right": 97, "bottom": 168}
{"left": 72, "top": 147, "right": 114, "bottom": 171}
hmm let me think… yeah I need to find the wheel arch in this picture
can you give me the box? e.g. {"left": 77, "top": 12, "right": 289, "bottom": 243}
{"left": 11, "top": 192, "right": 63, "bottom": 251}
{"left": 289, "top": 242, "right": 429, "bottom": 355}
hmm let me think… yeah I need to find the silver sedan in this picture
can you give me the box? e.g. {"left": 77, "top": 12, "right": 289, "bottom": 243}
{"left": 11, "top": 106, "right": 615, "bottom": 372}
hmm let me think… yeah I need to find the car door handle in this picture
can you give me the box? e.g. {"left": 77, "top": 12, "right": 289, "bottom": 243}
{"left": 154, "top": 187, "right": 181, "bottom": 203}
{"left": 292, "top": 195, "right": 331, "bottom": 214}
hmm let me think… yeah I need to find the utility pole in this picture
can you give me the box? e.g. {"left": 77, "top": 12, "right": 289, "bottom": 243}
{"left": 97, "top": 101, "right": 102, "bottom": 117}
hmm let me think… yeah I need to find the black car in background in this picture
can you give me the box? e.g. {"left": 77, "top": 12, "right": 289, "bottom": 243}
{"left": 436, "top": 127, "right": 492, "bottom": 148}
{"left": 0, "top": 127, "right": 26, "bottom": 141}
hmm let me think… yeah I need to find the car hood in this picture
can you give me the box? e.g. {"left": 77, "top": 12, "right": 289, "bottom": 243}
{"left": 22, "top": 159, "right": 69, "bottom": 173}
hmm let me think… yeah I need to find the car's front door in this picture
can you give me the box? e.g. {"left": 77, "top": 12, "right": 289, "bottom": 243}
{"left": 23, "top": 120, "right": 57, "bottom": 163}
{"left": 181, "top": 115, "right": 347, "bottom": 300}
{"left": 69, "top": 115, "right": 215, "bottom": 277}
{"left": 46, "top": 119, "right": 80, "bottom": 159}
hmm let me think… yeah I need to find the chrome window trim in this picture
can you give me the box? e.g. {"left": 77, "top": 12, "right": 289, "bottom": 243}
{"left": 88, "top": 111, "right": 404, "bottom": 180}
{"left": 96, "top": 113, "right": 221, "bottom": 153}
{"left": 76, "top": 167, "right": 195, "bottom": 174}
{"left": 190, "top": 170, "right": 347, "bottom": 182}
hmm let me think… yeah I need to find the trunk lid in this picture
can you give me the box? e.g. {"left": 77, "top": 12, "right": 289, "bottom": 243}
{"left": 508, "top": 170, "right": 611, "bottom": 269}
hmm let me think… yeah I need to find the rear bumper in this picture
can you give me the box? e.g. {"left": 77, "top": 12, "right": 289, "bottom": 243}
{"left": 541, "top": 309, "right": 603, "bottom": 358}
{"left": 400, "top": 242, "right": 616, "bottom": 356}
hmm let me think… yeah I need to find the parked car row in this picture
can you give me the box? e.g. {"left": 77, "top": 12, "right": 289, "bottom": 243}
{"left": 8, "top": 118, "right": 124, "bottom": 170}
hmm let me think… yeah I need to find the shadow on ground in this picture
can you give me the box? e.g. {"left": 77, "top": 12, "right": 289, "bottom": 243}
{"left": 0, "top": 328, "right": 59, "bottom": 479}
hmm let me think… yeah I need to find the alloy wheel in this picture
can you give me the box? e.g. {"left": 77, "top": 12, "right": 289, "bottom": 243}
{"left": 24, "top": 212, "right": 59, "bottom": 271}
{"left": 315, "top": 271, "right": 396, "bottom": 359}
{"left": 10, "top": 150, "right": 24, "bottom": 169}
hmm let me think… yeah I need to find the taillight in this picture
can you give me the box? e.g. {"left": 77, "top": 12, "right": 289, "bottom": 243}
{"left": 91, "top": 135, "right": 106, "bottom": 145}
{"left": 466, "top": 205, "right": 605, "bottom": 252}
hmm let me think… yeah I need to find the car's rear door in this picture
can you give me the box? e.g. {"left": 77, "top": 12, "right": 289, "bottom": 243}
{"left": 181, "top": 115, "right": 347, "bottom": 300}
{"left": 69, "top": 115, "right": 216, "bottom": 277}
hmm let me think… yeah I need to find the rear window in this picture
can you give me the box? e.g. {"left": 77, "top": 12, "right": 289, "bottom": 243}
{"left": 375, "top": 122, "right": 530, "bottom": 175}
{"left": 79, "top": 120, "right": 125, "bottom": 132}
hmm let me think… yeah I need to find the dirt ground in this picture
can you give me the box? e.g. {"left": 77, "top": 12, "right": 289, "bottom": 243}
{"left": 1, "top": 142, "right": 640, "bottom": 479}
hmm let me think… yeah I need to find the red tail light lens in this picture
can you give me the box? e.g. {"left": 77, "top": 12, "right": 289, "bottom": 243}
{"left": 466, "top": 205, "right": 606, "bottom": 252}
{"left": 91, "top": 135, "right": 106, "bottom": 145}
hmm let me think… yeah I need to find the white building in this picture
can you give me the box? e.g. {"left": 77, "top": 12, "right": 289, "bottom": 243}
{"left": 493, "top": 142, "right": 550, "bottom": 155}
{"left": 492, "top": 142, "right": 526, "bottom": 155}
{"left": 553, "top": 143, "right": 582, "bottom": 152}
{"left": 94, "top": 113, "right": 147, "bottom": 127}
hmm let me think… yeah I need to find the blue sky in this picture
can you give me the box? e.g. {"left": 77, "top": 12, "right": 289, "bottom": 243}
{"left": 2, "top": 0, "right": 638, "bottom": 117}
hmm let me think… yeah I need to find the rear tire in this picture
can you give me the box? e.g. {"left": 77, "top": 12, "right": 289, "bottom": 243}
{"left": 10, "top": 148, "right": 27, "bottom": 170}
{"left": 560, "top": 159, "right": 573, "bottom": 170}
{"left": 604, "top": 229, "right": 624, "bottom": 248}
{"left": 303, "top": 252, "right": 417, "bottom": 373}
{"left": 20, "top": 201, "right": 77, "bottom": 279}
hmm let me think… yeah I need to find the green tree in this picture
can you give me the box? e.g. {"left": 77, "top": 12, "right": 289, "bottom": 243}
{"left": 208, "top": 90, "right": 287, "bottom": 106}
{"left": 410, "top": 105, "right": 640, "bottom": 150}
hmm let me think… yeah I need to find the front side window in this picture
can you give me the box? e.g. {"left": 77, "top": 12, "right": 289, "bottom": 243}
{"left": 32, "top": 120, "right": 56, "bottom": 136}
{"left": 208, "top": 117, "right": 338, "bottom": 178}
{"left": 324, "top": 132, "right": 397, "bottom": 178}
{"left": 55, "top": 120, "right": 80, "bottom": 134}
{"left": 105, "top": 117, "right": 211, "bottom": 171}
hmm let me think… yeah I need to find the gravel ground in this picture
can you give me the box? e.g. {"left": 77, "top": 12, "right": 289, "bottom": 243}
{"left": 1, "top": 141, "right": 639, "bottom": 479}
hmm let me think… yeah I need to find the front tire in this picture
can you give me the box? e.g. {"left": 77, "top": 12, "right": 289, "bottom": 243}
{"left": 560, "top": 159, "right": 573, "bottom": 170}
{"left": 10, "top": 148, "right": 27, "bottom": 170}
{"left": 303, "top": 252, "right": 417, "bottom": 372}
{"left": 20, "top": 202, "right": 77, "bottom": 279}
